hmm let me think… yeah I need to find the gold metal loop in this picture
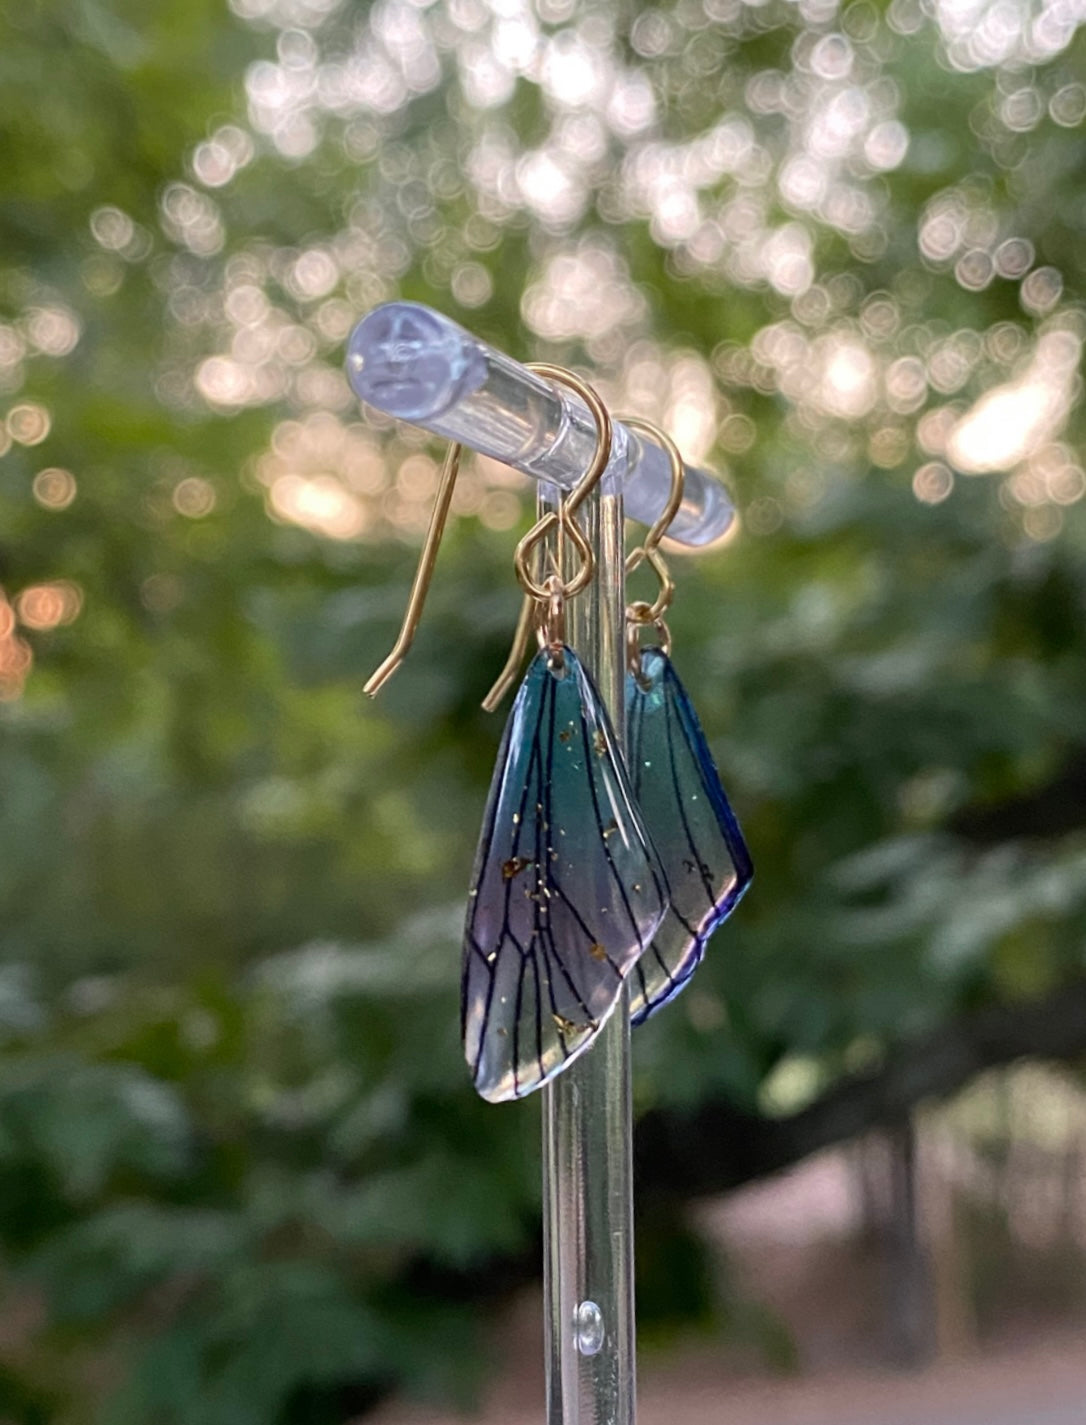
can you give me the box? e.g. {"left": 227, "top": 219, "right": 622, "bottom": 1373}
{"left": 512, "top": 508, "right": 595, "bottom": 602}
{"left": 536, "top": 574, "right": 566, "bottom": 661}
{"left": 618, "top": 417, "right": 684, "bottom": 677}
{"left": 618, "top": 416, "right": 683, "bottom": 625}
{"left": 629, "top": 545, "right": 675, "bottom": 624}
{"left": 626, "top": 604, "right": 672, "bottom": 682}
{"left": 512, "top": 363, "right": 613, "bottom": 602}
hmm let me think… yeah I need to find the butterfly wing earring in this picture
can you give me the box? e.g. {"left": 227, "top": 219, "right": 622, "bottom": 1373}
{"left": 366, "top": 369, "right": 666, "bottom": 1103}
{"left": 619, "top": 419, "right": 754, "bottom": 1026}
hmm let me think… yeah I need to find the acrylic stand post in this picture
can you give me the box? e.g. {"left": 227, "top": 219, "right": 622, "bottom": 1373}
{"left": 346, "top": 302, "right": 734, "bottom": 1425}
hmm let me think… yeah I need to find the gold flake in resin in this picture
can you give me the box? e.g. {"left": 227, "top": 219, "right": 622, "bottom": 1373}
{"left": 552, "top": 1011, "right": 597, "bottom": 1037}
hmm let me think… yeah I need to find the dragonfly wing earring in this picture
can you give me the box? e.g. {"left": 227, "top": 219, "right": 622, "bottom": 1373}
{"left": 464, "top": 595, "right": 666, "bottom": 1100}
{"left": 621, "top": 419, "right": 753, "bottom": 1026}
{"left": 465, "top": 370, "right": 666, "bottom": 1101}
{"left": 364, "top": 371, "right": 666, "bottom": 1103}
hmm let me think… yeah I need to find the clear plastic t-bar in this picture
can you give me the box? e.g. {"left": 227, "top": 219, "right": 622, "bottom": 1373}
{"left": 345, "top": 301, "right": 734, "bottom": 547}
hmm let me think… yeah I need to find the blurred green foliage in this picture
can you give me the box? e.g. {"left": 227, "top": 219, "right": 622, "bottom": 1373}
{"left": 1, "top": 0, "right": 1085, "bottom": 1418}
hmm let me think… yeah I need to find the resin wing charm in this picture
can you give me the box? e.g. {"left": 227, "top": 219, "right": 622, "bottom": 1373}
{"left": 463, "top": 646, "right": 666, "bottom": 1102}
{"left": 626, "top": 648, "right": 753, "bottom": 1025}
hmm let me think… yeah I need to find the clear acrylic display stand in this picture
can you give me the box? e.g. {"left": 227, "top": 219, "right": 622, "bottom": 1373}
{"left": 346, "top": 302, "right": 734, "bottom": 1425}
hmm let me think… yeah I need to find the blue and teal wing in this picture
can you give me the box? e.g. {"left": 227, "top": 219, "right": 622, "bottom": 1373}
{"left": 463, "top": 647, "right": 666, "bottom": 1101}
{"left": 626, "top": 647, "right": 753, "bottom": 1026}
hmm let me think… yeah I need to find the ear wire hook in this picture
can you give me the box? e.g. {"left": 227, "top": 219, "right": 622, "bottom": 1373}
{"left": 482, "top": 363, "right": 613, "bottom": 711}
{"left": 619, "top": 417, "right": 684, "bottom": 675}
{"left": 510, "top": 363, "right": 612, "bottom": 602}
{"left": 364, "top": 364, "right": 612, "bottom": 701}
{"left": 484, "top": 407, "right": 686, "bottom": 709}
{"left": 364, "top": 441, "right": 463, "bottom": 697}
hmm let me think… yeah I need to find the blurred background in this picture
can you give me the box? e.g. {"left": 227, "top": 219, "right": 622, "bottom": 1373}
{"left": 2, "top": 0, "right": 1086, "bottom": 1422}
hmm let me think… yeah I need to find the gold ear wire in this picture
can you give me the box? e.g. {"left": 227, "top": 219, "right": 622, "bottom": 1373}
{"left": 621, "top": 416, "right": 685, "bottom": 564}
{"left": 482, "top": 363, "right": 613, "bottom": 711}
{"left": 481, "top": 587, "right": 536, "bottom": 714}
{"left": 364, "top": 364, "right": 612, "bottom": 702}
{"left": 618, "top": 417, "right": 684, "bottom": 675}
{"left": 364, "top": 442, "right": 463, "bottom": 697}
{"left": 511, "top": 363, "right": 612, "bottom": 601}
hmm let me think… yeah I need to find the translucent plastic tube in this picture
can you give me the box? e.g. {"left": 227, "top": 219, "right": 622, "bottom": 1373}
{"left": 350, "top": 302, "right": 648, "bottom": 1424}
{"left": 345, "top": 301, "right": 734, "bottom": 547}
{"left": 541, "top": 480, "right": 636, "bottom": 1425}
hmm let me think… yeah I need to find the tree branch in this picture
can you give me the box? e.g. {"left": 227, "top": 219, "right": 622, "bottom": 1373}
{"left": 635, "top": 977, "right": 1086, "bottom": 1197}
{"left": 412, "top": 978, "right": 1086, "bottom": 1320}
{"left": 951, "top": 750, "right": 1086, "bottom": 845}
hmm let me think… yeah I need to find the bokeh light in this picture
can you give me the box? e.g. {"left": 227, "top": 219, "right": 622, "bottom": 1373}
{"left": 16, "top": 582, "right": 84, "bottom": 632}
{"left": 32, "top": 467, "right": 77, "bottom": 510}
{"left": 4, "top": 0, "right": 1082, "bottom": 664}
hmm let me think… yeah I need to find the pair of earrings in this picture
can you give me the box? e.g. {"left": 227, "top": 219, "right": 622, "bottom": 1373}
{"left": 366, "top": 366, "right": 751, "bottom": 1104}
